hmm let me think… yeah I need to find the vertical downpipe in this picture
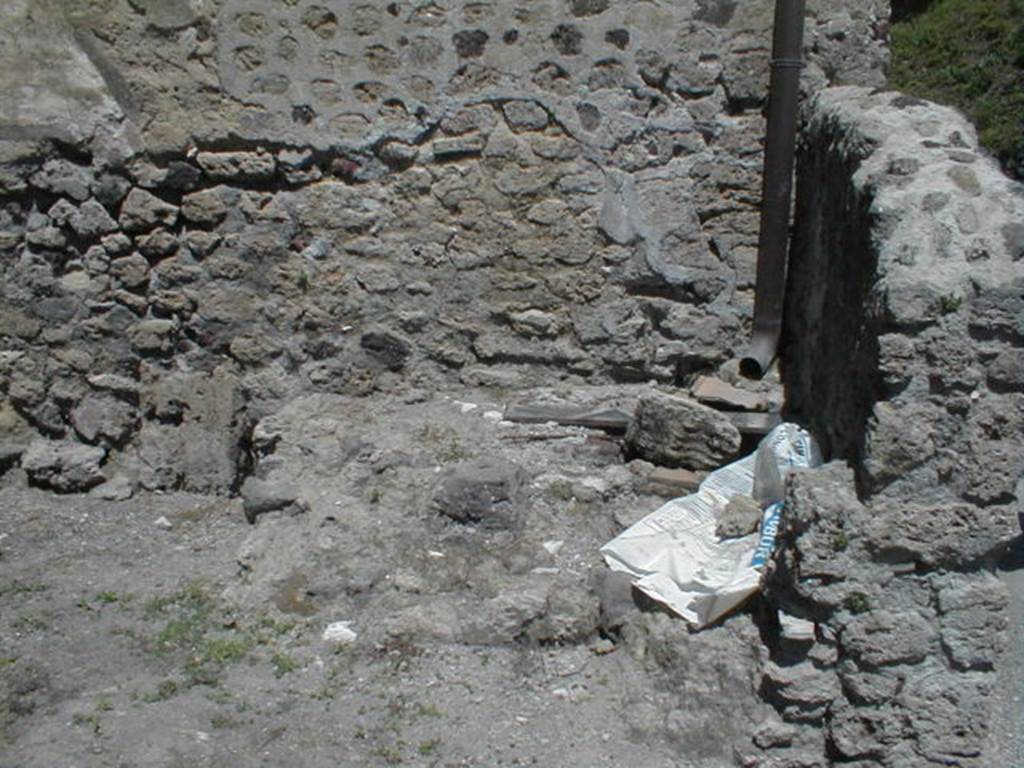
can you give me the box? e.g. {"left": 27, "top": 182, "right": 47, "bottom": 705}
{"left": 740, "top": 0, "right": 806, "bottom": 379}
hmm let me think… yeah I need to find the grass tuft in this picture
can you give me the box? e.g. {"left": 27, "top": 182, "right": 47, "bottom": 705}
{"left": 889, "top": 0, "right": 1024, "bottom": 177}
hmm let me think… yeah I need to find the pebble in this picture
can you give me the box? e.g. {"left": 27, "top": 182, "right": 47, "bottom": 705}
{"left": 542, "top": 540, "right": 564, "bottom": 555}
{"left": 322, "top": 621, "right": 358, "bottom": 644}
{"left": 154, "top": 516, "right": 173, "bottom": 530}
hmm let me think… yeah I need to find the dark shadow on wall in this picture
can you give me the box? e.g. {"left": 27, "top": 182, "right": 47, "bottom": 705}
{"left": 780, "top": 124, "right": 883, "bottom": 494}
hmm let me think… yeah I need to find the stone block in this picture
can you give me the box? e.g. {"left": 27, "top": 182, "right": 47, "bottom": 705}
{"left": 626, "top": 391, "right": 741, "bottom": 470}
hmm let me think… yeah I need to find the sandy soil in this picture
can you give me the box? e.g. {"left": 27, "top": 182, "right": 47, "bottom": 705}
{"left": 1, "top": 388, "right": 768, "bottom": 768}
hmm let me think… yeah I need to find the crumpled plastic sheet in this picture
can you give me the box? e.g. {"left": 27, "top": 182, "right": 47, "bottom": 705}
{"left": 601, "top": 423, "right": 821, "bottom": 628}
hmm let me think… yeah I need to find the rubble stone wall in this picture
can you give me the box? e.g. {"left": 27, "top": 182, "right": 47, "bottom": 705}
{"left": 0, "top": 0, "right": 887, "bottom": 493}
{"left": 743, "top": 87, "right": 1024, "bottom": 768}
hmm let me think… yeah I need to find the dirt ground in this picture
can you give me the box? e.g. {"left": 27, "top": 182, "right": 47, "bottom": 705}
{"left": 1, "top": 387, "right": 769, "bottom": 768}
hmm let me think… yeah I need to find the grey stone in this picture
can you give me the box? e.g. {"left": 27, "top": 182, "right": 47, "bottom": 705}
{"left": 22, "top": 439, "right": 106, "bottom": 492}
{"left": 134, "top": 366, "right": 244, "bottom": 493}
{"left": 180, "top": 186, "right": 240, "bottom": 226}
{"left": 25, "top": 225, "right": 66, "bottom": 250}
{"left": 826, "top": 699, "right": 903, "bottom": 761}
{"left": 30, "top": 159, "right": 92, "bottom": 201}
{"left": 86, "top": 373, "right": 139, "bottom": 397}
{"left": 716, "top": 493, "right": 762, "bottom": 538}
{"left": 90, "top": 475, "right": 135, "bottom": 501}
{"left": 751, "top": 716, "right": 800, "bottom": 749}
{"left": 936, "top": 573, "right": 1008, "bottom": 671}
{"left": 501, "top": 100, "right": 549, "bottom": 131}
{"left": 101, "top": 232, "right": 133, "bottom": 256}
{"left": 119, "top": 188, "right": 179, "bottom": 233}
{"left": 837, "top": 662, "right": 904, "bottom": 706}
{"left": 862, "top": 401, "right": 937, "bottom": 489}
{"left": 839, "top": 610, "right": 938, "bottom": 668}
{"left": 46, "top": 198, "right": 78, "bottom": 227}
{"left": 70, "top": 394, "right": 136, "bottom": 445}
{"left": 126, "top": 0, "right": 197, "bottom": 30}
{"left": 163, "top": 162, "right": 202, "bottom": 191}
{"left": 360, "top": 328, "right": 412, "bottom": 371}
{"left": 762, "top": 661, "right": 840, "bottom": 724}
{"left": 432, "top": 459, "right": 529, "bottom": 529}
{"left": 241, "top": 476, "right": 303, "bottom": 523}
{"left": 458, "top": 584, "right": 548, "bottom": 644}
{"left": 129, "top": 319, "right": 176, "bottom": 353}
{"left": 592, "top": 569, "right": 638, "bottom": 631}
{"left": 526, "top": 577, "right": 600, "bottom": 643}
{"left": 70, "top": 200, "right": 119, "bottom": 238}
{"left": 987, "top": 348, "right": 1024, "bottom": 390}
{"left": 506, "top": 309, "right": 559, "bottom": 339}
{"left": 196, "top": 151, "right": 276, "bottom": 182}
{"left": 0, "top": 441, "right": 25, "bottom": 475}
{"left": 898, "top": 667, "right": 994, "bottom": 765}
{"left": 864, "top": 501, "right": 1013, "bottom": 570}
{"left": 136, "top": 229, "right": 179, "bottom": 259}
{"left": 377, "top": 141, "right": 419, "bottom": 169}
{"left": 626, "top": 391, "right": 741, "bottom": 470}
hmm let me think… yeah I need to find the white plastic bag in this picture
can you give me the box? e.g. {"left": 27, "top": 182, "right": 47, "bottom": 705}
{"left": 600, "top": 423, "right": 820, "bottom": 627}
{"left": 752, "top": 423, "right": 823, "bottom": 507}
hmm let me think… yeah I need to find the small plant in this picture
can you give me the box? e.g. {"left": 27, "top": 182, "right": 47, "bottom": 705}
{"left": 0, "top": 581, "right": 47, "bottom": 597}
{"left": 94, "top": 696, "right": 114, "bottom": 712}
{"left": 416, "top": 424, "right": 466, "bottom": 462}
{"left": 206, "top": 688, "right": 232, "bottom": 705}
{"left": 936, "top": 293, "right": 963, "bottom": 315}
{"left": 845, "top": 592, "right": 872, "bottom": 615}
{"left": 142, "top": 679, "right": 180, "bottom": 703}
{"left": 201, "top": 637, "right": 251, "bottom": 666}
{"left": 415, "top": 702, "right": 443, "bottom": 718}
{"left": 889, "top": 0, "right": 1024, "bottom": 177}
{"left": 833, "top": 532, "right": 850, "bottom": 552}
{"left": 72, "top": 712, "right": 103, "bottom": 735}
{"left": 418, "top": 738, "right": 440, "bottom": 756}
{"left": 373, "top": 745, "right": 404, "bottom": 765}
{"left": 142, "top": 582, "right": 257, "bottom": 689}
{"left": 271, "top": 651, "right": 299, "bottom": 678}
{"left": 94, "top": 591, "right": 120, "bottom": 605}
{"left": 544, "top": 479, "right": 576, "bottom": 502}
{"left": 12, "top": 613, "right": 47, "bottom": 632}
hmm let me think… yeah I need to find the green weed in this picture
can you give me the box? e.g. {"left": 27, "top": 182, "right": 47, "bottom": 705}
{"left": 0, "top": 581, "right": 47, "bottom": 597}
{"left": 889, "top": 0, "right": 1024, "bottom": 176}
{"left": 11, "top": 613, "right": 47, "bottom": 632}
{"left": 72, "top": 712, "right": 102, "bottom": 735}
{"left": 418, "top": 738, "right": 440, "bottom": 756}
{"left": 845, "top": 592, "right": 872, "bottom": 615}
{"left": 271, "top": 651, "right": 299, "bottom": 678}
{"left": 142, "top": 679, "right": 180, "bottom": 703}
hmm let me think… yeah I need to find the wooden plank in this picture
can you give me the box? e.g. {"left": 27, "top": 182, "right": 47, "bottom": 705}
{"left": 502, "top": 404, "right": 632, "bottom": 432}
{"left": 504, "top": 402, "right": 781, "bottom": 436}
{"left": 725, "top": 411, "right": 782, "bottom": 435}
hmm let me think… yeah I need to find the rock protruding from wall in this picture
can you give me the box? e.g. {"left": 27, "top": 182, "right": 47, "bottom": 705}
{"left": 739, "top": 87, "right": 1023, "bottom": 768}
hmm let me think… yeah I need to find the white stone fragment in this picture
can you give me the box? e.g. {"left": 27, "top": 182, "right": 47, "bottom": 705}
{"left": 323, "top": 621, "right": 357, "bottom": 644}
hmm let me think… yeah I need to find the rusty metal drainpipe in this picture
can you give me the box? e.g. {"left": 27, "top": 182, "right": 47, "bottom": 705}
{"left": 740, "top": 0, "right": 807, "bottom": 379}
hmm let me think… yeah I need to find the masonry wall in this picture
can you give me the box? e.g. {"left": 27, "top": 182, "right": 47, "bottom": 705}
{"left": 0, "top": 0, "right": 888, "bottom": 493}
{"left": 742, "top": 86, "right": 1024, "bottom": 768}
